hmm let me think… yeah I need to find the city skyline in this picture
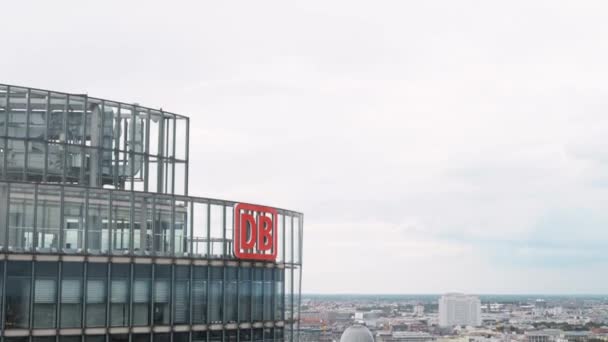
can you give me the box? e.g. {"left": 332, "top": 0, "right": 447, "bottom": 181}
{"left": 3, "top": 0, "right": 608, "bottom": 294}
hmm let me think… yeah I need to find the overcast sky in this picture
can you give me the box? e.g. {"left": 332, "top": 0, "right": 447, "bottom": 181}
{"left": 3, "top": 0, "right": 608, "bottom": 294}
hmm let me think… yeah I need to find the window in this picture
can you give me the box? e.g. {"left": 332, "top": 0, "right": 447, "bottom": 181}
{"left": 173, "top": 265, "right": 190, "bottom": 324}
{"left": 33, "top": 261, "right": 58, "bottom": 328}
{"left": 5, "top": 261, "right": 32, "bottom": 328}
{"left": 239, "top": 267, "right": 252, "bottom": 322}
{"left": 253, "top": 328, "right": 264, "bottom": 342}
{"left": 8, "top": 185, "right": 35, "bottom": 252}
{"left": 153, "top": 264, "right": 170, "bottom": 325}
{"left": 275, "top": 268, "right": 284, "bottom": 321}
{"left": 263, "top": 268, "right": 273, "bottom": 321}
{"left": 110, "top": 263, "right": 130, "bottom": 326}
{"left": 35, "top": 186, "right": 61, "bottom": 252}
{"left": 63, "top": 188, "right": 85, "bottom": 252}
{"left": 192, "top": 265, "right": 207, "bottom": 324}
{"left": 60, "top": 262, "right": 83, "bottom": 328}
{"left": 132, "top": 264, "right": 152, "bottom": 326}
{"left": 252, "top": 268, "right": 263, "bottom": 321}
{"left": 225, "top": 266, "right": 238, "bottom": 323}
{"left": 239, "top": 329, "right": 252, "bottom": 342}
{"left": 86, "top": 262, "right": 108, "bottom": 327}
{"left": 87, "top": 190, "right": 109, "bottom": 254}
{"left": 208, "top": 267, "right": 223, "bottom": 323}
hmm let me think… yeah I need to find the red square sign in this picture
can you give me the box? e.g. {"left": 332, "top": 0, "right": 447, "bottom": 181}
{"left": 234, "top": 203, "right": 278, "bottom": 261}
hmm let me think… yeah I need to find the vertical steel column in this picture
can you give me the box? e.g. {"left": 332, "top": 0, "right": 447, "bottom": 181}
{"left": 0, "top": 259, "right": 6, "bottom": 332}
{"left": 59, "top": 186, "right": 65, "bottom": 252}
{"left": 1, "top": 183, "right": 8, "bottom": 252}
{"left": 130, "top": 107, "right": 136, "bottom": 192}
{"left": 150, "top": 263, "right": 156, "bottom": 326}
{"left": 281, "top": 215, "right": 285, "bottom": 322}
{"left": 62, "top": 95, "right": 68, "bottom": 184}
{"left": 84, "top": 189, "right": 90, "bottom": 253}
{"left": 113, "top": 104, "right": 121, "bottom": 189}
{"left": 236, "top": 263, "right": 240, "bottom": 342}
{"left": 144, "top": 109, "right": 151, "bottom": 193}
{"left": 106, "top": 261, "right": 112, "bottom": 327}
{"left": 189, "top": 201, "right": 194, "bottom": 257}
{"left": 170, "top": 263, "right": 175, "bottom": 330}
{"left": 151, "top": 198, "right": 157, "bottom": 257}
{"left": 29, "top": 260, "right": 35, "bottom": 329}
{"left": 296, "top": 216, "right": 303, "bottom": 342}
{"left": 170, "top": 199, "right": 175, "bottom": 256}
{"left": 157, "top": 111, "right": 165, "bottom": 194}
{"left": 222, "top": 205, "right": 227, "bottom": 258}
{"left": 56, "top": 260, "right": 63, "bottom": 329}
{"left": 122, "top": 112, "right": 128, "bottom": 183}
{"left": 184, "top": 118, "right": 189, "bottom": 197}
{"left": 128, "top": 262, "right": 133, "bottom": 327}
{"left": 23, "top": 88, "right": 31, "bottom": 181}
{"left": 32, "top": 184, "right": 39, "bottom": 252}
{"left": 164, "top": 116, "right": 169, "bottom": 194}
{"left": 205, "top": 203, "right": 211, "bottom": 331}
{"left": 206, "top": 203, "right": 211, "bottom": 259}
{"left": 82, "top": 261, "right": 88, "bottom": 328}
{"left": 108, "top": 191, "right": 113, "bottom": 254}
{"left": 80, "top": 96, "right": 88, "bottom": 185}
{"left": 43, "top": 91, "right": 50, "bottom": 182}
{"left": 129, "top": 192, "right": 135, "bottom": 254}
{"left": 2, "top": 86, "right": 9, "bottom": 178}
{"left": 188, "top": 263, "right": 193, "bottom": 327}
{"left": 171, "top": 115, "right": 176, "bottom": 195}
{"left": 290, "top": 216, "right": 294, "bottom": 342}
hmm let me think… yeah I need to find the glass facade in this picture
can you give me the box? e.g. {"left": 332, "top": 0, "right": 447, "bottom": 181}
{"left": 0, "top": 85, "right": 303, "bottom": 342}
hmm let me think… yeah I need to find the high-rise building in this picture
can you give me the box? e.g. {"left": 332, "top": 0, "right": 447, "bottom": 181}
{"left": 438, "top": 293, "right": 481, "bottom": 327}
{"left": 0, "top": 84, "right": 303, "bottom": 341}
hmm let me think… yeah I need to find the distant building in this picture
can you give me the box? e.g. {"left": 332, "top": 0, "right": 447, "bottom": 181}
{"left": 377, "top": 331, "right": 435, "bottom": 342}
{"left": 414, "top": 304, "right": 425, "bottom": 316}
{"left": 438, "top": 293, "right": 481, "bottom": 327}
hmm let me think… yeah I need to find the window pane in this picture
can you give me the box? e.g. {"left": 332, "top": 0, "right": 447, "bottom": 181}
{"left": 209, "top": 266, "right": 223, "bottom": 323}
{"left": 252, "top": 268, "right": 263, "bottom": 322}
{"left": 275, "top": 268, "right": 284, "bottom": 321}
{"left": 239, "top": 329, "right": 252, "bottom": 342}
{"left": 63, "top": 188, "right": 85, "bottom": 252}
{"left": 110, "top": 263, "right": 130, "bottom": 326}
{"left": 154, "top": 197, "right": 172, "bottom": 256}
{"left": 192, "top": 265, "right": 207, "bottom": 324}
{"left": 5, "top": 261, "right": 32, "bottom": 328}
{"left": 133, "top": 195, "right": 153, "bottom": 255}
{"left": 111, "top": 193, "right": 131, "bottom": 254}
{"left": 173, "top": 265, "right": 190, "bottom": 324}
{"left": 8, "top": 184, "right": 35, "bottom": 252}
{"left": 153, "top": 264, "right": 170, "bottom": 325}
{"left": 263, "top": 268, "right": 273, "bottom": 321}
{"left": 87, "top": 190, "right": 109, "bottom": 254}
{"left": 132, "top": 264, "right": 152, "bottom": 326}
{"left": 36, "top": 185, "right": 61, "bottom": 252}
{"left": 225, "top": 266, "right": 237, "bottom": 323}
{"left": 34, "top": 261, "right": 58, "bottom": 328}
{"left": 239, "top": 267, "right": 252, "bottom": 323}
{"left": 60, "top": 262, "right": 83, "bottom": 327}
{"left": 86, "top": 262, "right": 107, "bottom": 327}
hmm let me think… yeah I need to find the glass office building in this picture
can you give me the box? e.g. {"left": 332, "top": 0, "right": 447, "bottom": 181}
{"left": 0, "top": 85, "right": 303, "bottom": 342}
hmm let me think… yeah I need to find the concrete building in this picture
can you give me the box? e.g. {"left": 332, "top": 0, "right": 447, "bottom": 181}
{"left": 438, "top": 293, "right": 481, "bottom": 327}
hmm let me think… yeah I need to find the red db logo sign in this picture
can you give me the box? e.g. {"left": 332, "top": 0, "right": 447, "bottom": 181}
{"left": 234, "top": 203, "right": 278, "bottom": 261}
